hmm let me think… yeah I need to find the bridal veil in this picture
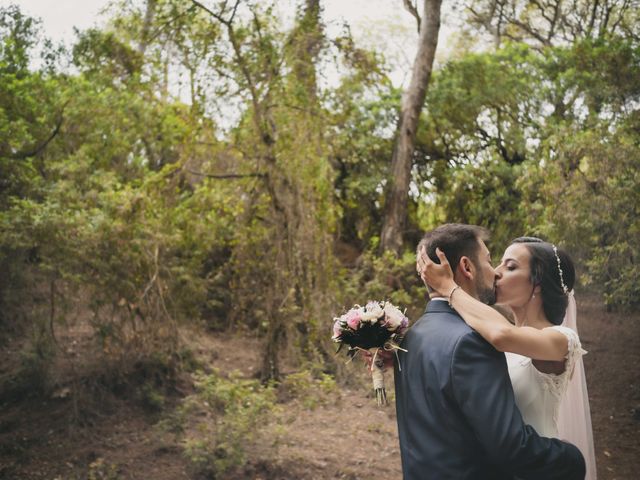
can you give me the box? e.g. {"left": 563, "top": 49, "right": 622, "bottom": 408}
{"left": 557, "top": 292, "right": 597, "bottom": 479}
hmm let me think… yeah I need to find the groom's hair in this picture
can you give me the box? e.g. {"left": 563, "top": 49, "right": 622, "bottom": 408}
{"left": 418, "top": 224, "right": 489, "bottom": 275}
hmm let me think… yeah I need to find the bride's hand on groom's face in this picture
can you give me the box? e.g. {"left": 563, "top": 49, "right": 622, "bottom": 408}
{"left": 416, "top": 247, "right": 456, "bottom": 296}
{"left": 416, "top": 247, "right": 431, "bottom": 286}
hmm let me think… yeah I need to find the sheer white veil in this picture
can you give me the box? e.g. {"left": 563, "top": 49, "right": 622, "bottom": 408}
{"left": 557, "top": 292, "right": 597, "bottom": 479}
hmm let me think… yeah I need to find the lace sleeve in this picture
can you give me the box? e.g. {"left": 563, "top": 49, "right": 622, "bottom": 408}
{"left": 549, "top": 325, "right": 587, "bottom": 378}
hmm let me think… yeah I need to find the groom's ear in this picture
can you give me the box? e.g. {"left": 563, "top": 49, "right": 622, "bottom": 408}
{"left": 459, "top": 256, "right": 474, "bottom": 280}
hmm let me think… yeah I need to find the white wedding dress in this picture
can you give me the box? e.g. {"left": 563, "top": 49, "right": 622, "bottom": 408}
{"left": 507, "top": 322, "right": 597, "bottom": 479}
{"left": 506, "top": 325, "right": 583, "bottom": 437}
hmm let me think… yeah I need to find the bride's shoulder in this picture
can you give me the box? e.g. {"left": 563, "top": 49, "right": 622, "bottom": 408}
{"left": 544, "top": 325, "right": 581, "bottom": 343}
{"left": 544, "top": 325, "right": 586, "bottom": 360}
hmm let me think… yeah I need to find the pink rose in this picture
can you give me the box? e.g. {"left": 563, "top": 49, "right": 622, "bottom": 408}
{"left": 345, "top": 308, "right": 362, "bottom": 330}
{"left": 332, "top": 319, "right": 343, "bottom": 339}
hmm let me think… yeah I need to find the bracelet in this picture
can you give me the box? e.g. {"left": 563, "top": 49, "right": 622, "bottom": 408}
{"left": 447, "top": 285, "right": 461, "bottom": 307}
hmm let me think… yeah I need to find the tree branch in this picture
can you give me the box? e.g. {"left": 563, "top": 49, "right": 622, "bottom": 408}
{"left": 402, "top": 0, "right": 421, "bottom": 32}
{"left": 10, "top": 104, "right": 67, "bottom": 160}
{"left": 609, "top": 0, "right": 632, "bottom": 35}
{"left": 510, "top": 18, "right": 551, "bottom": 46}
{"left": 191, "top": 0, "right": 270, "bottom": 147}
{"left": 191, "top": 0, "right": 227, "bottom": 24}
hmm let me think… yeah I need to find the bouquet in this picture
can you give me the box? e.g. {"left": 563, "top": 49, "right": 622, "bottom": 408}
{"left": 332, "top": 301, "right": 409, "bottom": 405}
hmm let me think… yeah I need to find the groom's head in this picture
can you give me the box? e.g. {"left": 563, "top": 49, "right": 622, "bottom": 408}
{"left": 418, "top": 223, "right": 497, "bottom": 305}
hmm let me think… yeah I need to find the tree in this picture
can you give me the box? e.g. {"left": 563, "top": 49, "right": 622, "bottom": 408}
{"left": 464, "top": 0, "right": 640, "bottom": 49}
{"left": 380, "top": 0, "right": 443, "bottom": 254}
{"left": 185, "top": 0, "right": 339, "bottom": 381}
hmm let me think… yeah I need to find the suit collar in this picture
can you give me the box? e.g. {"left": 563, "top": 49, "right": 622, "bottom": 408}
{"left": 425, "top": 299, "right": 457, "bottom": 315}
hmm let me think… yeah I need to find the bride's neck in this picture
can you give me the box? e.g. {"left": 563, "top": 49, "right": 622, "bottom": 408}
{"left": 512, "top": 302, "right": 550, "bottom": 329}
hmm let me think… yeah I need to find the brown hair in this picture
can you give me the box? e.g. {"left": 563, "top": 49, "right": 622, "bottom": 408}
{"left": 417, "top": 224, "right": 490, "bottom": 274}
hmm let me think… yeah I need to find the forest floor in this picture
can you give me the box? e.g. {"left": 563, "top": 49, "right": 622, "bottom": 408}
{"left": 0, "top": 292, "right": 638, "bottom": 480}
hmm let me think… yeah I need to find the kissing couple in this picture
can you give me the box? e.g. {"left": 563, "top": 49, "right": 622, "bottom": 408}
{"left": 394, "top": 223, "right": 596, "bottom": 479}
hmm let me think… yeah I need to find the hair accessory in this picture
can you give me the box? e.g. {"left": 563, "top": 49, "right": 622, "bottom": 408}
{"left": 552, "top": 244, "right": 569, "bottom": 295}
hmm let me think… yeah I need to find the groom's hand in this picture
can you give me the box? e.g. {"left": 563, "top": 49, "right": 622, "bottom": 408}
{"left": 361, "top": 349, "right": 395, "bottom": 370}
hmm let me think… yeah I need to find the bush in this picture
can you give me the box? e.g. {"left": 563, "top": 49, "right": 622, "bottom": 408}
{"left": 280, "top": 369, "right": 338, "bottom": 409}
{"left": 174, "top": 370, "right": 278, "bottom": 477}
{"left": 338, "top": 249, "right": 426, "bottom": 322}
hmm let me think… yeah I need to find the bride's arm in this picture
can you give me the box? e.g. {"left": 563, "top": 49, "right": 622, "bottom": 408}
{"left": 418, "top": 247, "right": 569, "bottom": 362}
{"left": 449, "top": 285, "right": 568, "bottom": 361}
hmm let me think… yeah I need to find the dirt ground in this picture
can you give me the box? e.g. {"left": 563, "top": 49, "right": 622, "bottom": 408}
{"left": 0, "top": 292, "right": 638, "bottom": 479}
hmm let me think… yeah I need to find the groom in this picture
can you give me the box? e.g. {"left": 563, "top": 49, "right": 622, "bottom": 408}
{"left": 394, "top": 224, "right": 585, "bottom": 479}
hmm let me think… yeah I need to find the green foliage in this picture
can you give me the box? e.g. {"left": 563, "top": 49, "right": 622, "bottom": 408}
{"left": 139, "top": 381, "right": 166, "bottom": 412}
{"left": 433, "top": 159, "right": 529, "bottom": 254}
{"left": 280, "top": 369, "right": 338, "bottom": 409}
{"left": 411, "top": 36, "right": 640, "bottom": 309}
{"left": 0, "top": 4, "right": 45, "bottom": 74}
{"left": 180, "top": 370, "right": 278, "bottom": 477}
{"left": 0, "top": 4, "right": 246, "bottom": 370}
{"left": 329, "top": 85, "right": 399, "bottom": 247}
{"left": 516, "top": 37, "right": 640, "bottom": 307}
{"left": 73, "top": 28, "right": 143, "bottom": 80}
{"left": 339, "top": 249, "right": 426, "bottom": 322}
{"left": 529, "top": 121, "right": 640, "bottom": 308}
{"left": 418, "top": 43, "right": 542, "bottom": 167}
{"left": 0, "top": 0, "right": 638, "bottom": 419}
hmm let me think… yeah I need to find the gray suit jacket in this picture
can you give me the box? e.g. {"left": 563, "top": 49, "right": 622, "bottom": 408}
{"left": 394, "top": 300, "right": 585, "bottom": 479}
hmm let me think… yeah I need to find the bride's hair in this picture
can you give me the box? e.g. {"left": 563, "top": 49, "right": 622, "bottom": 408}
{"left": 511, "top": 237, "right": 576, "bottom": 325}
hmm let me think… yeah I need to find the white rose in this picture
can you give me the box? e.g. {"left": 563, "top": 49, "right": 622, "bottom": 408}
{"left": 361, "top": 301, "right": 384, "bottom": 322}
{"left": 383, "top": 303, "right": 407, "bottom": 331}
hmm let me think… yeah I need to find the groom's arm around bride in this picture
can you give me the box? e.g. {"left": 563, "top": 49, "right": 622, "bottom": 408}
{"left": 450, "top": 326, "right": 586, "bottom": 479}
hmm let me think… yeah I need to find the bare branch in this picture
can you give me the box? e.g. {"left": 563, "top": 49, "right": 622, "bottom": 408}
{"left": 547, "top": 0, "right": 562, "bottom": 42}
{"left": 402, "top": 0, "right": 422, "bottom": 32}
{"left": 191, "top": 0, "right": 227, "bottom": 24}
{"left": 510, "top": 18, "right": 551, "bottom": 46}
{"left": 147, "top": 5, "right": 198, "bottom": 45}
{"left": 609, "top": 0, "right": 632, "bottom": 35}
{"left": 586, "top": 0, "right": 600, "bottom": 37}
{"left": 191, "top": 0, "right": 267, "bottom": 143}
{"left": 529, "top": 0, "right": 557, "bottom": 25}
{"left": 10, "top": 104, "right": 67, "bottom": 160}
{"left": 228, "top": 0, "right": 241, "bottom": 24}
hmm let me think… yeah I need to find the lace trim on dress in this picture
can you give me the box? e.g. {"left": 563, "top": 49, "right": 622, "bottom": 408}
{"left": 529, "top": 325, "right": 587, "bottom": 426}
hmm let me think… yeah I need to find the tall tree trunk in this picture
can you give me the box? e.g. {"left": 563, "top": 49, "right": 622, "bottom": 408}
{"left": 380, "top": 0, "right": 442, "bottom": 254}
{"left": 260, "top": 0, "right": 324, "bottom": 381}
{"left": 192, "top": 0, "right": 286, "bottom": 382}
{"left": 138, "top": 0, "right": 157, "bottom": 56}
{"left": 258, "top": 0, "right": 326, "bottom": 382}
{"left": 290, "top": 0, "right": 322, "bottom": 102}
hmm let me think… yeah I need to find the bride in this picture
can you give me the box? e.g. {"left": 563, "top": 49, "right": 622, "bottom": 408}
{"left": 417, "top": 236, "right": 597, "bottom": 480}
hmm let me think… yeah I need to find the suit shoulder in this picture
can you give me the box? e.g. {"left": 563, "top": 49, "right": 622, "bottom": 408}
{"left": 452, "top": 328, "right": 500, "bottom": 360}
{"left": 422, "top": 310, "right": 475, "bottom": 337}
